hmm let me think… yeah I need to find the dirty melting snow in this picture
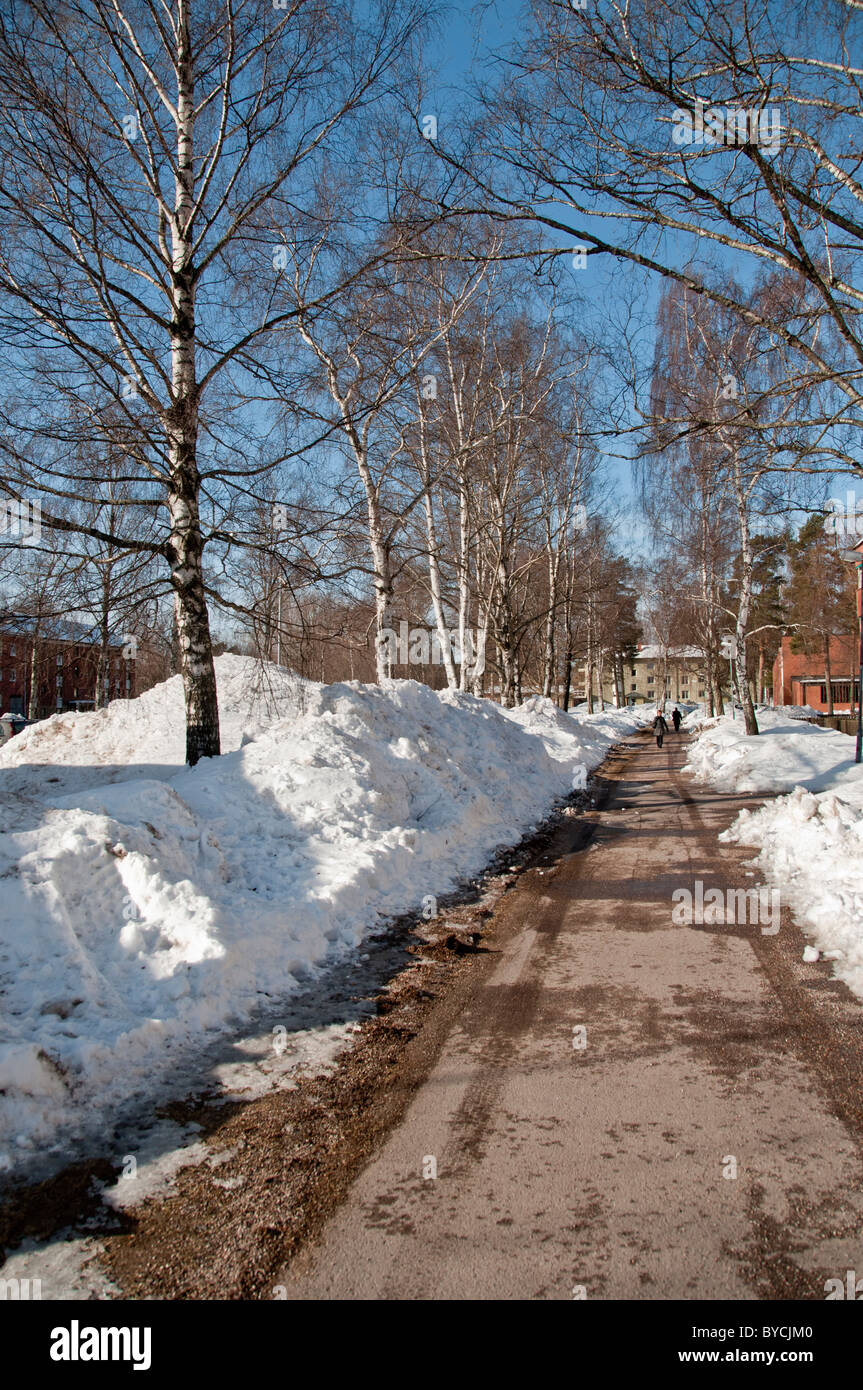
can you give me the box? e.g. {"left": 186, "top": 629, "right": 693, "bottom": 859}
{"left": 685, "top": 709, "right": 863, "bottom": 1000}
{"left": 0, "top": 656, "right": 643, "bottom": 1169}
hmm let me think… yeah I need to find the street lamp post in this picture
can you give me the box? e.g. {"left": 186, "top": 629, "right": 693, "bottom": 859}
{"left": 841, "top": 546, "right": 863, "bottom": 764}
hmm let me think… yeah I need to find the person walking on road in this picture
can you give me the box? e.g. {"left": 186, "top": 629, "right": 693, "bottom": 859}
{"left": 653, "top": 709, "right": 669, "bottom": 748}
{"left": 672, "top": 707, "right": 682, "bottom": 733}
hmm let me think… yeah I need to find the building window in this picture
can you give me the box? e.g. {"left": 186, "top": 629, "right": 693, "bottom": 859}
{"left": 56, "top": 654, "right": 63, "bottom": 666}
{"left": 821, "top": 682, "right": 858, "bottom": 704}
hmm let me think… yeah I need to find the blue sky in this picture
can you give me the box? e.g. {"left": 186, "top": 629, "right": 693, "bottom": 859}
{"left": 419, "top": 1, "right": 654, "bottom": 549}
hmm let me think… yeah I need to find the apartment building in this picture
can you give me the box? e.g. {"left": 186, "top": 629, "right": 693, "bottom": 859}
{"left": 0, "top": 614, "right": 133, "bottom": 718}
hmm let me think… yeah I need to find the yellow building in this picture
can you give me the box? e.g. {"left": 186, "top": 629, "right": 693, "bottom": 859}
{"left": 609, "top": 645, "right": 708, "bottom": 706}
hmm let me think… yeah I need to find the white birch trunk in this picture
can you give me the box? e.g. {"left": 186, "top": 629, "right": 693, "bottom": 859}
{"left": 168, "top": 3, "right": 220, "bottom": 764}
{"left": 731, "top": 451, "right": 759, "bottom": 736}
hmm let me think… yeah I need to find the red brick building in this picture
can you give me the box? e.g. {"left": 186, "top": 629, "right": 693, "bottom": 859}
{"left": 0, "top": 616, "right": 134, "bottom": 719}
{"left": 772, "top": 633, "right": 859, "bottom": 712}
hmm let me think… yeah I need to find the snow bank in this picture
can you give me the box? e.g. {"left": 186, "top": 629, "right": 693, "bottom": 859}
{"left": 0, "top": 660, "right": 644, "bottom": 1173}
{"left": 684, "top": 708, "right": 860, "bottom": 795}
{"left": 685, "top": 710, "right": 863, "bottom": 999}
{"left": 0, "top": 654, "right": 306, "bottom": 813}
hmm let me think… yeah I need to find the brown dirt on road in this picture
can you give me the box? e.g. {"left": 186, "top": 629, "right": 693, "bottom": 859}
{"left": 275, "top": 730, "right": 863, "bottom": 1300}
{"left": 98, "top": 764, "right": 616, "bottom": 1300}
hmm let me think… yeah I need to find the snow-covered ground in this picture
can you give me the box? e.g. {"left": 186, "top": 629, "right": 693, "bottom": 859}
{"left": 0, "top": 657, "right": 645, "bottom": 1178}
{"left": 685, "top": 708, "right": 863, "bottom": 999}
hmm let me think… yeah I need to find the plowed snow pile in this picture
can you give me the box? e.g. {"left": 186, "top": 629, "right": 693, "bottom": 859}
{"left": 685, "top": 709, "right": 863, "bottom": 999}
{"left": 0, "top": 658, "right": 644, "bottom": 1172}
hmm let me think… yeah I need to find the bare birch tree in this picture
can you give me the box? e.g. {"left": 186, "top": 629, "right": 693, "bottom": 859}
{"left": 0, "top": 0, "right": 423, "bottom": 760}
{"left": 453, "top": 0, "right": 863, "bottom": 485}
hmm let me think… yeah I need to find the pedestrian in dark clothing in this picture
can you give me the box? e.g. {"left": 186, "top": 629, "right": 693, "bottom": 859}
{"left": 653, "top": 710, "right": 669, "bottom": 747}
{"left": 672, "top": 707, "right": 682, "bottom": 732}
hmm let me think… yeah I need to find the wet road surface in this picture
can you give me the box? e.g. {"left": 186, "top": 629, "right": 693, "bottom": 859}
{"left": 280, "top": 730, "right": 863, "bottom": 1300}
